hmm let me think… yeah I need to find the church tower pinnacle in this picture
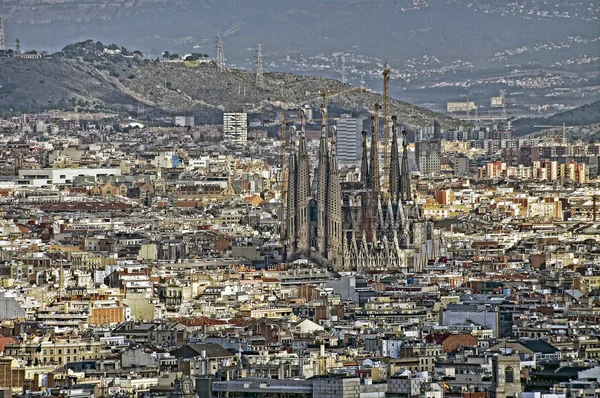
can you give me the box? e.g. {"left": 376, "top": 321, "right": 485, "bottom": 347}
{"left": 360, "top": 130, "right": 369, "bottom": 188}
{"left": 400, "top": 128, "right": 411, "bottom": 202}
{"left": 286, "top": 125, "right": 297, "bottom": 255}
{"left": 327, "top": 126, "right": 343, "bottom": 270}
{"left": 369, "top": 104, "right": 381, "bottom": 195}
{"left": 317, "top": 107, "right": 329, "bottom": 257}
{"left": 296, "top": 110, "right": 311, "bottom": 255}
{"left": 389, "top": 116, "right": 400, "bottom": 202}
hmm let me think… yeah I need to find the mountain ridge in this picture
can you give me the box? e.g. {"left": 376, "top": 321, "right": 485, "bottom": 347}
{"left": 0, "top": 41, "right": 461, "bottom": 129}
{"left": 513, "top": 101, "right": 600, "bottom": 136}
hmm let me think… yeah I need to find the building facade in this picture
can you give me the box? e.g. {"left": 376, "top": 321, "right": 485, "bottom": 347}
{"left": 336, "top": 116, "right": 362, "bottom": 163}
{"left": 223, "top": 113, "right": 248, "bottom": 143}
{"left": 286, "top": 111, "right": 436, "bottom": 272}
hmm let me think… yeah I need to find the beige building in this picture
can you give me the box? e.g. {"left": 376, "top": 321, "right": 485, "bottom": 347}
{"left": 447, "top": 101, "right": 477, "bottom": 113}
{"left": 4, "top": 337, "right": 111, "bottom": 365}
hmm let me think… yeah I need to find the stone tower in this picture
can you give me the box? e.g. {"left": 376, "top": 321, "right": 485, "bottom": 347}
{"left": 400, "top": 128, "right": 411, "bottom": 202}
{"left": 316, "top": 107, "right": 329, "bottom": 257}
{"left": 296, "top": 110, "right": 311, "bottom": 255}
{"left": 360, "top": 130, "right": 369, "bottom": 188}
{"left": 491, "top": 354, "right": 522, "bottom": 398}
{"left": 327, "top": 127, "right": 343, "bottom": 270}
{"left": 286, "top": 125, "right": 298, "bottom": 254}
{"left": 368, "top": 107, "right": 380, "bottom": 195}
{"left": 389, "top": 116, "right": 400, "bottom": 201}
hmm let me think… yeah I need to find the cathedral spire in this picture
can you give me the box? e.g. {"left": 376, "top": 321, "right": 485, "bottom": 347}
{"left": 389, "top": 116, "right": 400, "bottom": 202}
{"left": 317, "top": 107, "right": 329, "bottom": 257}
{"left": 400, "top": 128, "right": 411, "bottom": 202}
{"left": 369, "top": 103, "right": 381, "bottom": 194}
{"left": 360, "top": 130, "right": 369, "bottom": 187}
{"left": 296, "top": 110, "right": 311, "bottom": 255}
{"left": 327, "top": 126, "right": 343, "bottom": 271}
{"left": 286, "top": 125, "right": 298, "bottom": 255}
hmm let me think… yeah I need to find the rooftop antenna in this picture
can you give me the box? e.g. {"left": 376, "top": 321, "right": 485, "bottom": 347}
{"left": 216, "top": 33, "right": 225, "bottom": 73}
{"left": 256, "top": 43, "right": 264, "bottom": 89}
{"left": 0, "top": 16, "right": 5, "bottom": 51}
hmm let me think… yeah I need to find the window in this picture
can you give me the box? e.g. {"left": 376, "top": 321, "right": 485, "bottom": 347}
{"left": 505, "top": 366, "right": 514, "bottom": 383}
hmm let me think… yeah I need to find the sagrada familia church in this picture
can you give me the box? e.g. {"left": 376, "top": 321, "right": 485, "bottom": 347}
{"left": 284, "top": 105, "right": 442, "bottom": 272}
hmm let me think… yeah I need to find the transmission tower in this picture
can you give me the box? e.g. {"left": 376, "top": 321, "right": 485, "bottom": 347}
{"left": 256, "top": 43, "right": 264, "bottom": 89}
{"left": 15, "top": 38, "right": 20, "bottom": 54}
{"left": 341, "top": 54, "right": 347, "bottom": 83}
{"left": 0, "top": 16, "right": 5, "bottom": 51}
{"left": 215, "top": 33, "right": 225, "bottom": 73}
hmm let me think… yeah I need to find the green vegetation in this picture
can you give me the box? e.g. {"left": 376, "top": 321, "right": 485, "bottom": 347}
{"left": 513, "top": 100, "right": 600, "bottom": 136}
{"left": 0, "top": 40, "right": 462, "bottom": 128}
{"left": 184, "top": 53, "right": 210, "bottom": 61}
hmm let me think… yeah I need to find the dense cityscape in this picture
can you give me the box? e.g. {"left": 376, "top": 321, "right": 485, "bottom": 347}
{"left": 1, "top": 2, "right": 600, "bottom": 398}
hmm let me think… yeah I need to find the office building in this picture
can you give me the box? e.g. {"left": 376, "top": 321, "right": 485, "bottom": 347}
{"left": 336, "top": 116, "right": 362, "bottom": 163}
{"left": 415, "top": 121, "right": 442, "bottom": 176}
{"left": 223, "top": 113, "right": 248, "bottom": 143}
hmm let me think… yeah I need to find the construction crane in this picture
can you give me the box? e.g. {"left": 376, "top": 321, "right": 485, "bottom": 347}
{"left": 382, "top": 64, "right": 390, "bottom": 193}
{"left": 304, "top": 87, "right": 368, "bottom": 114}
{"left": 533, "top": 123, "right": 571, "bottom": 144}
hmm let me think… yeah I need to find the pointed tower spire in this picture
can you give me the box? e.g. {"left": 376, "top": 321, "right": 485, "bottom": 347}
{"left": 327, "top": 126, "right": 343, "bottom": 271}
{"left": 400, "top": 128, "right": 411, "bottom": 202}
{"left": 389, "top": 116, "right": 400, "bottom": 202}
{"left": 369, "top": 103, "right": 380, "bottom": 194}
{"left": 296, "top": 110, "right": 311, "bottom": 255}
{"left": 286, "top": 125, "right": 298, "bottom": 256}
{"left": 360, "top": 130, "right": 369, "bottom": 188}
{"left": 317, "top": 107, "right": 329, "bottom": 257}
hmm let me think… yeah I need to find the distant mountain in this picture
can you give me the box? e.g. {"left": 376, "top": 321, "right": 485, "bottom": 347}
{"left": 2, "top": 1, "right": 597, "bottom": 115}
{"left": 1, "top": 1, "right": 597, "bottom": 68}
{"left": 512, "top": 101, "right": 600, "bottom": 136}
{"left": 0, "top": 40, "right": 461, "bottom": 129}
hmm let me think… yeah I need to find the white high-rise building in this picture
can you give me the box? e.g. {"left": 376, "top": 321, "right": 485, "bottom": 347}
{"left": 336, "top": 116, "right": 362, "bottom": 163}
{"left": 223, "top": 112, "right": 248, "bottom": 143}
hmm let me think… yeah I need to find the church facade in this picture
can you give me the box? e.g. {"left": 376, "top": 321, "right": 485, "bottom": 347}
{"left": 285, "top": 106, "right": 440, "bottom": 272}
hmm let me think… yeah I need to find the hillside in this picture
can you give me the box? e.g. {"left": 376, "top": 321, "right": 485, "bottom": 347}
{"left": 527, "top": 123, "right": 600, "bottom": 143}
{"left": 2, "top": 1, "right": 597, "bottom": 113}
{"left": 0, "top": 42, "right": 461, "bottom": 129}
{"left": 512, "top": 101, "right": 600, "bottom": 136}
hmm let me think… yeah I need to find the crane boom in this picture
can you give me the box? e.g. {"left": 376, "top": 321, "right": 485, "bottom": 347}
{"left": 305, "top": 87, "right": 368, "bottom": 109}
{"left": 382, "top": 65, "right": 390, "bottom": 193}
